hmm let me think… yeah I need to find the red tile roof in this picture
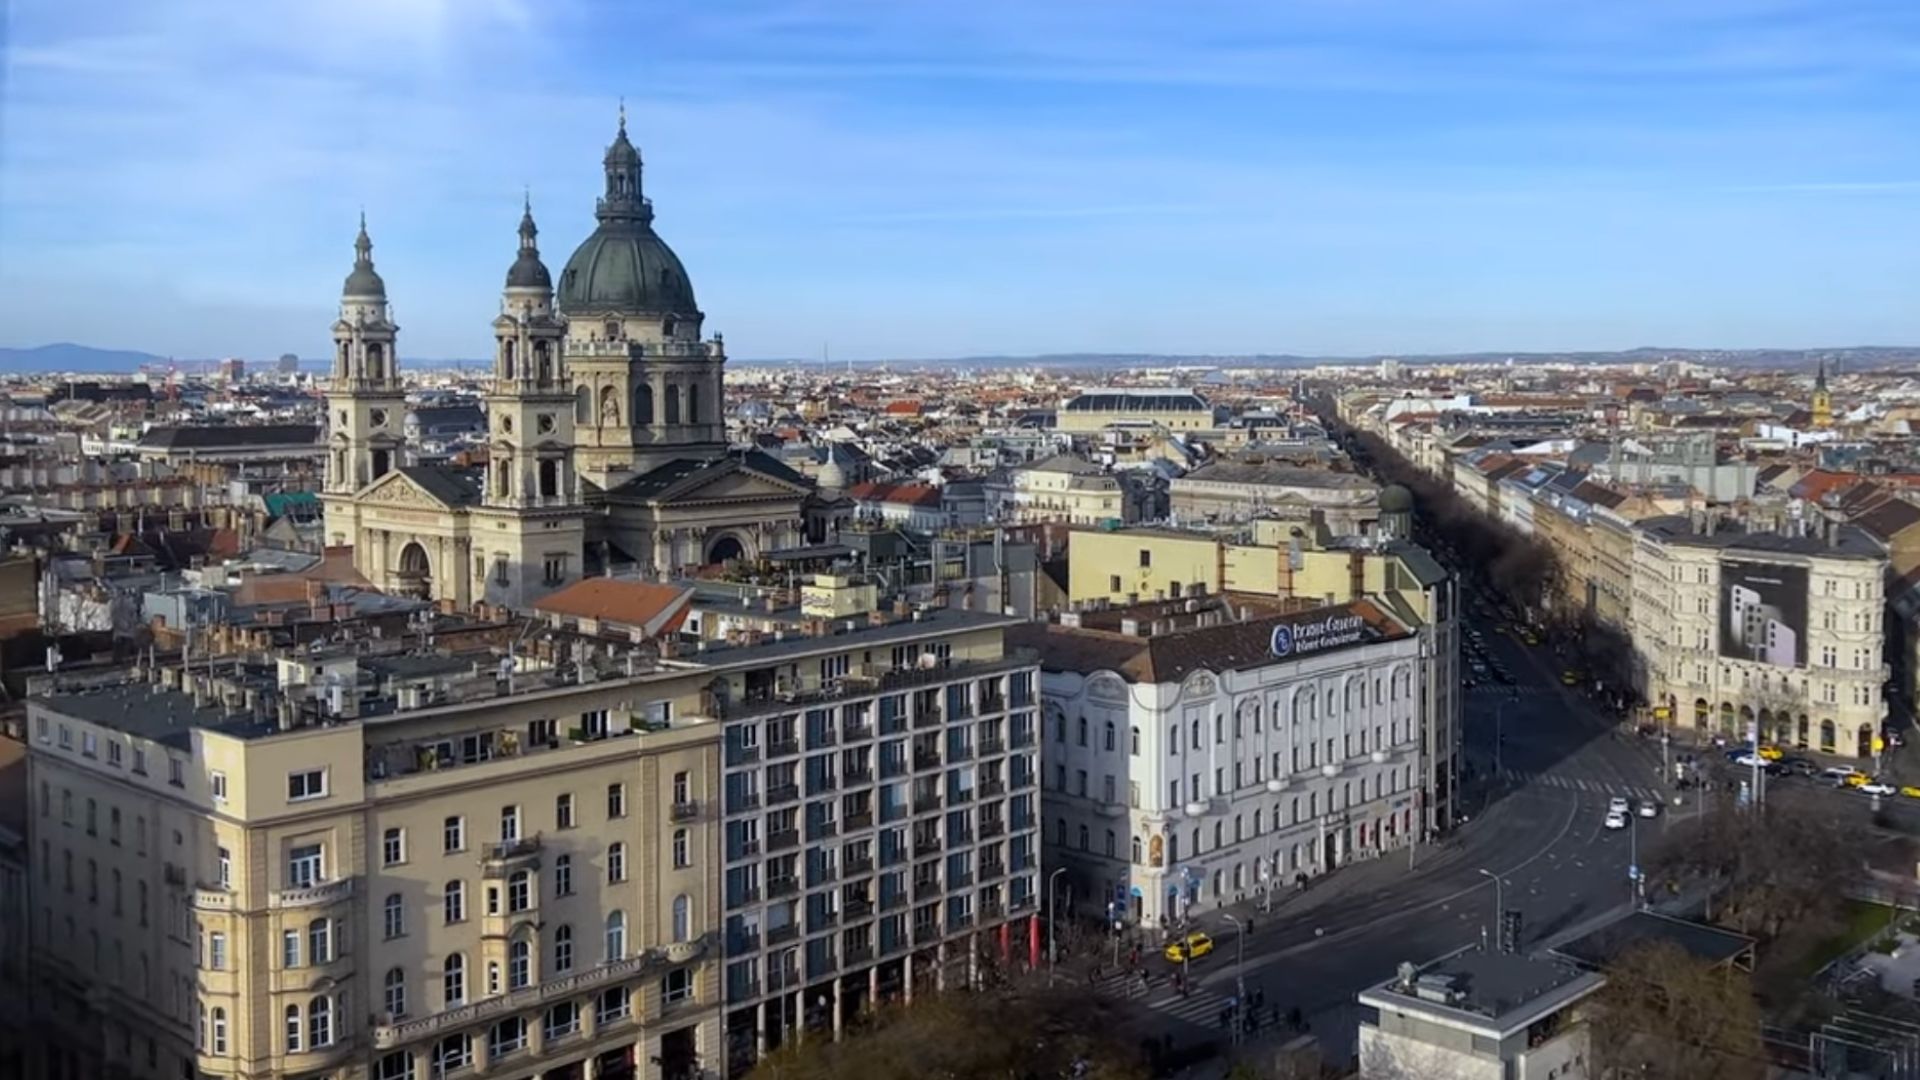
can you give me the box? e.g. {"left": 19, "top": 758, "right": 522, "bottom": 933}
{"left": 533, "top": 579, "right": 693, "bottom": 637}
{"left": 845, "top": 482, "right": 944, "bottom": 507}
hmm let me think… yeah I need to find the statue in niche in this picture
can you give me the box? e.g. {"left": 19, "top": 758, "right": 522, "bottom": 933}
{"left": 599, "top": 385, "right": 620, "bottom": 427}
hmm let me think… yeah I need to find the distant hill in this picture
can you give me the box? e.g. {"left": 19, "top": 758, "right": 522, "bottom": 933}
{"left": 0, "top": 343, "right": 169, "bottom": 373}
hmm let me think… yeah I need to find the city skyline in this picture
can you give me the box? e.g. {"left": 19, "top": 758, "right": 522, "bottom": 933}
{"left": 3, "top": 0, "right": 1919, "bottom": 362}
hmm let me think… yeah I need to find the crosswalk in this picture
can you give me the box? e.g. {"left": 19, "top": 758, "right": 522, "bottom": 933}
{"left": 1498, "top": 769, "right": 1664, "bottom": 805}
{"left": 1093, "top": 969, "right": 1247, "bottom": 1027}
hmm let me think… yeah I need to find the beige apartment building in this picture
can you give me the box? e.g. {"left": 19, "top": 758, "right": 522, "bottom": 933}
{"left": 24, "top": 598, "right": 1040, "bottom": 1080}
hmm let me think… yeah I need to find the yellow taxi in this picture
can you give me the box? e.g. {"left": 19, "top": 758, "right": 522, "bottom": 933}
{"left": 1900, "top": 786, "right": 1920, "bottom": 800}
{"left": 1523, "top": 632, "right": 1541, "bottom": 646}
{"left": 1560, "top": 670, "right": 1583, "bottom": 686}
{"left": 1756, "top": 746, "right": 1784, "bottom": 761}
{"left": 1164, "top": 932, "right": 1215, "bottom": 963}
{"left": 1846, "top": 773, "right": 1870, "bottom": 788}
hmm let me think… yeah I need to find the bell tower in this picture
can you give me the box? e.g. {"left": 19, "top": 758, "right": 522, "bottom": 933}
{"left": 474, "top": 199, "right": 588, "bottom": 608}
{"left": 1812, "top": 359, "right": 1833, "bottom": 431}
{"left": 321, "top": 215, "right": 407, "bottom": 542}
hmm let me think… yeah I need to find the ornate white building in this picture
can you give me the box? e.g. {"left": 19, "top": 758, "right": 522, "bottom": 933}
{"left": 321, "top": 116, "right": 813, "bottom": 610}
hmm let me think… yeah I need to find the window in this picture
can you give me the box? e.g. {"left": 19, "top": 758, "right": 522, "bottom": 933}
{"left": 384, "top": 967, "right": 406, "bottom": 1018}
{"left": 671, "top": 893, "right": 692, "bottom": 942}
{"left": 443, "top": 954, "right": 467, "bottom": 1006}
{"left": 287, "top": 843, "right": 324, "bottom": 888}
{"left": 554, "top": 854, "right": 573, "bottom": 896}
{"left": 546, "top": 1000, "right": 581, "bottom": 1041}
{"left": 211, "top": 771, "right": 228, "bottom": 802}
{"left": 308, "top": 995, "right": 333, "bottom": 1048}
{"left": 443, "top": 816, "right": 465, "bottom": 853}
{"left": 598, "top": 985, "right": 631, "bottom": 1024}
{"left": 500, "top": 804, "right": 520, "bottom": 843}
{"left": 607, "top": 783, "right": 627, "bottom": 819}
{"left": 1109, "top": 574, "right": 1122, "bottom": 593}
{"left": 285, "top": 1003, "right": 303, "bottom": 1052}
{"left": 433, "top": 1034, "right": 471, "bottom": 1074}
{"left": 1139, "top": 549, "right": 1152, "bottom": 568}
{"left": 491, "top": 1016, "right": 528, "bottom": 1058}
{"left": 672, "top": 828, "right": 690, "bottom": 869}
{"left": 1103, "top": 721, "right": 1116, "bottom": 751}
{"left": 82, "top": 731, "right": 98, "bottom": 757}
{"left": 169, "top": 758, "right": 184, "bottom": 787}
{"left": 508, "top": 939, "right": 531, "bottom": 989}
{"left": 217, "top": 846, "right": 232, "bottom": 889}
{"left": 384, "top": 893, "right": 405, "bottom": 939}
{"left": 662, "top": 966, "right": 694, "bottom": 1003}
{"left": 287, "top": 768, "right": 327, "bottom": 801}
{"left": 1076, "top": 717, "right": 1088, "bottom": 746}
{"left": 605, "top": 910, "right": 627, "bottom": 960}
{"left": 554, "top": 924, "right": 574, "bottom": 973}
{"left": 208, "top": 931, "right": 228, "bottom": 970}
{"left": 508, "top": 869, "right": 532, "bottom": 912}
{"left": 556, "top": 792, "right": 575, "bottom": 829}
{"left": 608, "top": 842, "right": 627, "bottom": 883}
{"left": 86, "top": 798, "right": 96, "bottom": 835}
{"left": 208, "top": 1007, "right": 227, "bottom": 1054}
{"left": 309, "top": 918, "right": 332, "bottom": 964}
{"left": 382, "top": 828, "right": 406, "bottom": 866}
{"left": 109, "top": 807, "right": 121, "bottom": 845}
{"left": 377, "top": 1052, "right": 416, "bottom": 1080}
{"left": 444, "top": 880, "right": 466, "bottom": 924}
{"left": 1130, "top": 726, "right": 1141, "bottom": 755}
{"left": 543, "top": 555, "right": 567, "bottom": 585}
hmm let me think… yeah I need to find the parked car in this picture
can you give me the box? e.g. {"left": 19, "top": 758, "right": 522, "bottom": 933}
{"left": 1860, "top": 781, "right": 1897, "bottom": 796}
{"left": 1898, "top": 786, "right": 1920, "bottom": 800}
{"left": 1165, "top": 932, "right": 1214, "bottom": 963}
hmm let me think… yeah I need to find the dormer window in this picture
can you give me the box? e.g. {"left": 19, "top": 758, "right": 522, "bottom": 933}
{"left": 605, "top": 320, "right": 620, "bottom": 341}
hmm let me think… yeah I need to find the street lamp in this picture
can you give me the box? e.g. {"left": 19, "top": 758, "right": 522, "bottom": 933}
{"left": 1477, "top": 868, "right": 1504, "bottom": 938}
{"left": 1222, "top": 913, "right": 1248, "bottom": 1045}
{"left": 1047, "top": 867, "right": 1068, "bottom": 985}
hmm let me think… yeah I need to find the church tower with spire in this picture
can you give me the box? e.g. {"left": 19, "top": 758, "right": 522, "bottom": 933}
{"left": 1812, "top": 359, "right": 1834, "bottom": 431}
{"left": 473, "top": 199, "right": 588, "bottom": 607}
{"left": 321, "top": 215, "right": 408, "bottom": 543}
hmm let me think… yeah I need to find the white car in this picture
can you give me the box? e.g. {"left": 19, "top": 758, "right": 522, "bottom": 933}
{"left": 1860, "top": 781, "right": 1897, "bottom": 796}
{"left": 1730, "top": 753, "right": 1764, "bottom": 768}
{"left": 1637, "top": 801, "right": 1658, "bottom": 819}
{"left": 1607, "top": 796, "right": 1630, "bottom": 816}
{"left": 1604, "top": 810, "right": 1628, "bottom": 830}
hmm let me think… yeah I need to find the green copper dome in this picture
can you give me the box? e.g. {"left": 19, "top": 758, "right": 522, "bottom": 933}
{"left": 556, "top": 117, "right": 698, "bottom": 317}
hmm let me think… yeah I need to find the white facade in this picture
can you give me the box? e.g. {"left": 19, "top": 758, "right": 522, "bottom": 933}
{"left": 1039, "top": 631, "right": 1428, "bottom": 925}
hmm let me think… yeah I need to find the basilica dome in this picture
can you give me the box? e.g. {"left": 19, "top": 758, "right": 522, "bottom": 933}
{"left": 557, "top": 117, "right": 698, "bottom": 317}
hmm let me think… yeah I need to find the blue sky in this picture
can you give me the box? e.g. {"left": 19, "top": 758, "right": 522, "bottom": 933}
{"left": 2, "top": 0, "right": 1918, "bottom": 361}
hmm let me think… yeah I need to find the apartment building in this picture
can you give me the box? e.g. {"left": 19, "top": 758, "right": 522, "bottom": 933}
{"left": 23, "top": 602, "right": 1037, "bottom": 1080}
{"left": 715, "top": 610, "right": 1043, "bottom": 1075}
{"left": 1631, "top": 516, "right": 1888, "bottom": 757}
{"left": 1015, "top": 596, "right": 1437, "bottom": 925}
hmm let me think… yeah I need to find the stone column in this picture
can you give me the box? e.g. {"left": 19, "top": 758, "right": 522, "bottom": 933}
{"left": 934, "top": 941, "right": 947, "bottom": 991}
{"left": 903, "top": 954, "right": 914, "bottom": 1005}
{"left": 868, "top": 965, "right": 879, "bottom": 1013}
{"left": 582, "top": 1052, "right": 600, "bottom": 1080}
{"left": 967, "top": 932, "right": 979, "bottom": 989}
{"left": 832, "top": 977, "right": 844, "bottom": 1038}
{"left": 472, "top": 1030, "right": 492, "bottom": 1074}
{"left": 756, "top": 1001, "right": 769, "bottom": 1056}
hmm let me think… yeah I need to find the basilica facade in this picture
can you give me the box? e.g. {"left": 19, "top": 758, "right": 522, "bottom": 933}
{"left": 320, "top": 116, "right": 813, "bottom": 610}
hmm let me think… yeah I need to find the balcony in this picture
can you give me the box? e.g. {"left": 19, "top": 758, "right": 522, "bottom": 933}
{"left": 809, "top": 730, "right": 838, "bottom": 750}
{"left": 712, "top": 651, "right": 1040, "bottom": 723}
{"left": 727, "top": 929, "right": 762, "bottom": 954}
{"left": 950, "top": 910, "right": 976, "bottom": 930}
{"left": 844, "top": 855, "right": 874, "bottom": 876}
{"left": 1009, "top": 893, "right": 1036, "bottom": 913}
{"left": 271, "top": 877, "right": 354, "bottom": 910}
{"left": 371, "top": 952, "right": 654, "bottom": 1049}
{"left": 768, "top": 829, "right": 800, "bottom": 853}
{"left": 769, "top": 738, "right": 801, "bottom": 758}
{"left": 768, "top": 783, "right": 800, "bottom": 806}
{"left": 981, "top": 897, "right": 1004, "bottom": 920}
{"left": 671, "top": 800, "right": 701, "bottom": 823}
{"left": 947, "top": 742, "right": 974, "bottom": 763}
{"left": 949, "top": 870, "right": 974, "bottom": 889}
{"left": 844, "top": 767, "right": 874, "bottom": 786}
{"left": 914, "top": 923, "right": 942, "bottom": 945}
{"left": 913, "top": 707, "right": 943, "bottom": 730}
{"left": 808, "top": 820, "right": 840, "bottom": 841}
{"left": 733, "top": 885, "right": 762, "bottom": 905}
{"left": 727, "top": 743, "right": 761, "bottom": 766}
{"left": 844, "top": 809, "right": 874, "bottom": 831}
{"left": 980, "top": 860, "right": 1006, "bottom": 881}
{"left": 912, "top": 794, "right": 941, "bottom": 815}
{"left": 844, "top": 896, "right": 874, "bottom": 919}
{"left": 768, "top": 922, "right": 800, "bottom": 946}
{"left": 1010, "top": 728, "right": 1035, "bottom": 750}
{"left": 769, "top": 876, "right": 800, "bottom": 898}
{"left": 949, "top": 829, "right": 975, "bottom": 847}
{"left": 734, "top": 838, "right": 762, "bottom": 860}
{"left": 810, "top": 909, "right": 840, "bottom": 933}
{"left": 946, "top": 788, "right": 974, "bottom": 808}
{"left": 978, "top": 737, "right": 1005, "bottom": 757}
{"left": 980, "top": 694, "right": 1007, "bottom": 716}
{"left": 879, "top": 757, "right": 907, "bottom": 780}
{"left": 731, "top": 792, "right": 762, "bottom": 813}
{"left": 881, "top": 892, "right": 907, "bottom": 912}
{"left": 913, "top": 877, "right": 943, "bottom": 901}
{"left": 811, "top": 864, "right": 839, "bottom": 885}
{"left": 913, "top": 837, "right": 942, "bottom": 858}
{"left": 768, "top": 966, "right": 801, "bottom": 992}
{"left": 979, "top": 819, "right": 1005, "bottom": 839}
{"left": 844, "top": 722, "right": 874, "bottom": 742}
{"left": 912, "top": 750, "right": 942, "bottom": 771}
{"left": 979, "top": 778, "right": 1006, "bottom": 798}
{"left": 845, "top": 942, "right": 874, "bottom": 966}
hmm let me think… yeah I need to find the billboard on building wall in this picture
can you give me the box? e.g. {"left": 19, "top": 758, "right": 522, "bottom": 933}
{"left": 1718, "top": 560, "right": 1808, "bottom": 668}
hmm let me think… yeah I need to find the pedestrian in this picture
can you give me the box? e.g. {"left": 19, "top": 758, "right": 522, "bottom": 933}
{"left": 1247, "top": 916, "right": 1256, "bottom": 936}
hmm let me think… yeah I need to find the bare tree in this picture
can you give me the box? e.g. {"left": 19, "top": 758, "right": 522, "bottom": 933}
{"left": 1589, "top": 940, "right": 1766, "bottom": 1080}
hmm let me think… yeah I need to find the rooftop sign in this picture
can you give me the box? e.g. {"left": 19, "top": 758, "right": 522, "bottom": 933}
{"left": 1270, "top": 612, "right": 1370, "bottom": 659}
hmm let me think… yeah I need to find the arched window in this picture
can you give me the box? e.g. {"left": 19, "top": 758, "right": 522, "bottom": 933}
{"left": 672, "top": 894, "right": 691, "bottom": 943}
{"left": 687, "top": 382, "right": 701, "bottom": 425}
{"left": 1078, "top": 824, "right": 1089, "bottom": 850}
{"left": 384, "top": 966, "right": 406, "bottom": 1018}
{"left": 665, "top": 385, "right": 681, "bottom": 424}
{"left": 1130, "top": 726, "right": 1141, "bottom": 755}
{"left": 501, "top": 338, "right": 515, "bottom": 380}
{"left": 211, "top": 1007, "right": 228, "bottom": 1055}
{"left": 383, "top": 892, "right": 404, "bottom": 939}
{"left": 444, "top": 953, "right": 466, "bottom": 1006}
{"left": 553, "top": 924, "right": 573, "bottom": 973}
{"left": 309, "top": 995, "right": 333, "bottom": 1048}
{"left": 605, "top": 910, "right": 626, "bottom": 960}
{"left": 1131, "top": 834, "right": 1143, "bottom": 863}
{"left": 576, "top": 385, "right": 591, "bottom": 424}
{"left": 634, "top": 383, "right": 654, "bottom": 425}
{"left": 285, "top": 1003, "right": 302, "bottom": 1052}
{"left": 309, "top": 918, "right": 331, "bottom": 964}
{"left": 508, "top": 938, "right": 531, "bottom": 989}
{"left": 1103, "top": 721, "right": 1116, "bottom": 751}
{"left": 534, "top": 340, "right": 552, "bottom": 381}
{"left": 444, "top": 880, "right": 465, "bottom": 924}
{"left": 538, "top": 460, "right": 559, "bottom": 500}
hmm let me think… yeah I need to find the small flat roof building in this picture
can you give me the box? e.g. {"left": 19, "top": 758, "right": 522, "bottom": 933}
{"left": 1357, "top": 948, "right": 1604, "bottom": 1080}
